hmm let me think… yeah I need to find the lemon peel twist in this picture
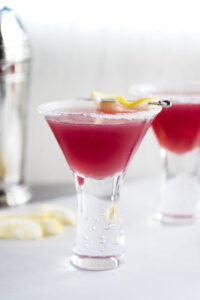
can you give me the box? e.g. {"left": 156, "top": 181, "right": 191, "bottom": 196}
{"left": 91, "top": 91, "right": 159, "bottom": 108}
{"left": 116, "top": 95, "right": 159, "bottom": 107}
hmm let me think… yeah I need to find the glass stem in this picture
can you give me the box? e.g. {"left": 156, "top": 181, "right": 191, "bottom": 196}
{"left": 156, "top": 148, "right": 200, "bottom": 224}
{"left": 71, "top": 172, "right": 125, "bottom": 270}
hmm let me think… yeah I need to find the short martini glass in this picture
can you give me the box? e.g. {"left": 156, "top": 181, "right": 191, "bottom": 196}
{"left": 38, "top": 98, "right": 162, "bottom": 270}
{"left": 131, "top": 83, "right": 200, "bottom": 225}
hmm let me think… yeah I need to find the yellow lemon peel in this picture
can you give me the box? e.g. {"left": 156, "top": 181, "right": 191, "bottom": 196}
{"left": 91, "top": 91, "right": 159, "bottom": 109}
{"left": 116, "top": 95, "right": 159, "bottom": 107}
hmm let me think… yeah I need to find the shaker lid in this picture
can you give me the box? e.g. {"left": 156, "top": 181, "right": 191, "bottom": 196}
{"left": 0, "top": 7, "right": 31, "bottom": 62}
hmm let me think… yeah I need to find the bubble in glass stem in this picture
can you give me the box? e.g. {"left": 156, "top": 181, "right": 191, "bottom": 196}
{"left": 83, "top": 235, "right": 89, "bottom": 240}
{"left": 89, "top": 226, "right": 96, "bottom": 232}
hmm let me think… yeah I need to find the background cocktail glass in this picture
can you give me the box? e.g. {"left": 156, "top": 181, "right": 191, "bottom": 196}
{"left": 38, "top": 99, "right": 161, "bottom": 270}
{"left": 131, "top": 83, "right": 200, "bottom": 225}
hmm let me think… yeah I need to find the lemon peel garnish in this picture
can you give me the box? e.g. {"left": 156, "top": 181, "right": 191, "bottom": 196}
{"left": 116, "top": 96, "right": 159, "bottom": 107}
{"left": 91, "top": 91, "right": 159, "bottom": 109}
{"left": 91, "top": 91, "right": 118, "bottom": 105}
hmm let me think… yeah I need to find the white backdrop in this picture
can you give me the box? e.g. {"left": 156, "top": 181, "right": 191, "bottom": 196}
{"left": 7, "top": 0, "right": 200, "bottom": 183}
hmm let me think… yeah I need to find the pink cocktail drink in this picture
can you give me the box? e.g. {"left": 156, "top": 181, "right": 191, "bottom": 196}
{"left": 152, "top": 97, "right": 200, "bottom": 224}
{"left": 152, "top": 102, "right": 200, "bottom": 154}
{"left": 47, "top": 109, "right": 151, "bottom": 179}
{"left": 39, "top": 99, "right": 161, "bottom": 270}
{"left": 130, "top": 85, "right": 200, "bottom": 225}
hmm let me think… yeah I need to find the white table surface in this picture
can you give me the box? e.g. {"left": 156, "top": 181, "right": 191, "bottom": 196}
{"left": 1, "top": 179, "right": 200, "bottom": 300}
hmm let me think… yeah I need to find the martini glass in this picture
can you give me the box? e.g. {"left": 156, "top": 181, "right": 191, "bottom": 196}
{"left": 131, "top": 83, "right": 200, "bottom": 225}
{"left": 38, "top": 98, "right": 161, "bottom": 270}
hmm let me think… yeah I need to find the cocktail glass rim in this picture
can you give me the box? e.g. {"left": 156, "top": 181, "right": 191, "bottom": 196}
{"left": 130, "top": 82, "right": 200, "bottom": 103}
{"left": 38, "top": 98, "right": 162, "bottom": 121}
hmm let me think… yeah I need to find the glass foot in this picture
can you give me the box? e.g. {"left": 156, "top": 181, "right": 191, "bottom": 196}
{"left": 71, "top": 254, "right": 121, "bottom": 271}
{"left": 154, "top": 212, "right": 195, "bottom": 225}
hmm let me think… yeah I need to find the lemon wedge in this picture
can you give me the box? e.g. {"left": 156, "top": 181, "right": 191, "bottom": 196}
{"left": 91, "top": 91, "right": 118, "bottom": 105}
{"left": 0, "top": 218, "right": 43, "bottom": 240}
{"left": 36, "top": 204, "right": 76, "bottom": 225}
{"left": 91, "top": 91, "right": 159, "bottom": 110}
{"left": 0, "top": 204, "right": 76, "bottom": 240}
{"left": 0, "top": 213, "right": 63, "bottom": 237}
{"left": 91, "top": 91, "right": 123, "bottom": 113}
{"left": 39, "top": 217, "right": 63, "bottom": 236}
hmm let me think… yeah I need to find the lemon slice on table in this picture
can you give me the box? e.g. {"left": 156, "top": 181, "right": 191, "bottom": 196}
{"left": 0, "top": 213, "right": 63, "bottom": 237}
{"left": 24, "top": 214, "right": 64, "bottom": 236}
{"left": 0, "top": 218, "right": 43, "bottom": 240}
{"left": 0, "top": 204, "right": 76, "bottom": 240}
{"left": 91, "top": 91, "right": 159, "bottom": 112}
{"left": 39, "top": 217, "right": 63, "bottom": 236}
{"left": 36, "top": 204, "right": 76, "bottom": 225}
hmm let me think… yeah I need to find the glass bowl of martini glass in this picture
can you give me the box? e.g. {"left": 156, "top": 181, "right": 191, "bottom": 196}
{"left": 38, "top": 93, "right": 162, "bottom": 271}
{"left": 131, "top": 83, "right": 200, "bottom": 225}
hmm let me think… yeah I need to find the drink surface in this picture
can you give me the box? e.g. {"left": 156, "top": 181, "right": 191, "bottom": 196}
{"left": 152, "top": 102, "right": 200, "bottom": 154}
{"left": 46, "top": 108, "right": 152, "bottom": 179}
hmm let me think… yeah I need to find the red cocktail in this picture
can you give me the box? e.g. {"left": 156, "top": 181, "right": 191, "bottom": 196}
{"left": 152, "top": 102, "right": 200, "bottom": 154}
{"left": 47, "top": 108, "right": 150, "bottom": 179}
{"left": 39, "top": 98, "right": 161, "bottom": 270}
{"left": 130, "top": 84, "right": 200, "bottom": 225}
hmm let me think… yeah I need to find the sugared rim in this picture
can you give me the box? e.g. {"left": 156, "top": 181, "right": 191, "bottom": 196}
{"left": 38, "top": 99, "right": 162, "bottom": 121}
{"left": 130, "top": 83, "right": 200, "bottom": 103}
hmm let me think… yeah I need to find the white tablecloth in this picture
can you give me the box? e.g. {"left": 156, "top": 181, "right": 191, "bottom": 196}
{"left": 1, "top": 179, "right": 200, "bottom": 300}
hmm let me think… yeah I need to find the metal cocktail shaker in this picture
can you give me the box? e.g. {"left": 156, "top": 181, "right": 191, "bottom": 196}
{"left": 0, "top": 7, "right": 31, "bottom": 206}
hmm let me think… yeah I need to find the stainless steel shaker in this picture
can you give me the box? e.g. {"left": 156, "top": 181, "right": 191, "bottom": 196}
{"left": 0, "top": 6, "right": 31, "bottom": 206}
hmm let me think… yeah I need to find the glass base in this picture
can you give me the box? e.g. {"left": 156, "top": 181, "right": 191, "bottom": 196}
{"left": 71, "top": 254, "right": 121, "bottom": 271}
{"left": 154, "top": 212, "right": 195, "bottom": 225}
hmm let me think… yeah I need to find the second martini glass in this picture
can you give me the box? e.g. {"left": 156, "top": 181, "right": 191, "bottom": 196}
{"left": 131, "top": 83, "right": 200, "bottom": 224}
{"left": 38, "top": 98, "right": 161, "bottom": 271}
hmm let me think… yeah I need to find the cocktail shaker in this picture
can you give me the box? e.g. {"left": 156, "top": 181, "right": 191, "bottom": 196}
{"left": 0, "top": 6, "right": 31, "bottom": 206}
